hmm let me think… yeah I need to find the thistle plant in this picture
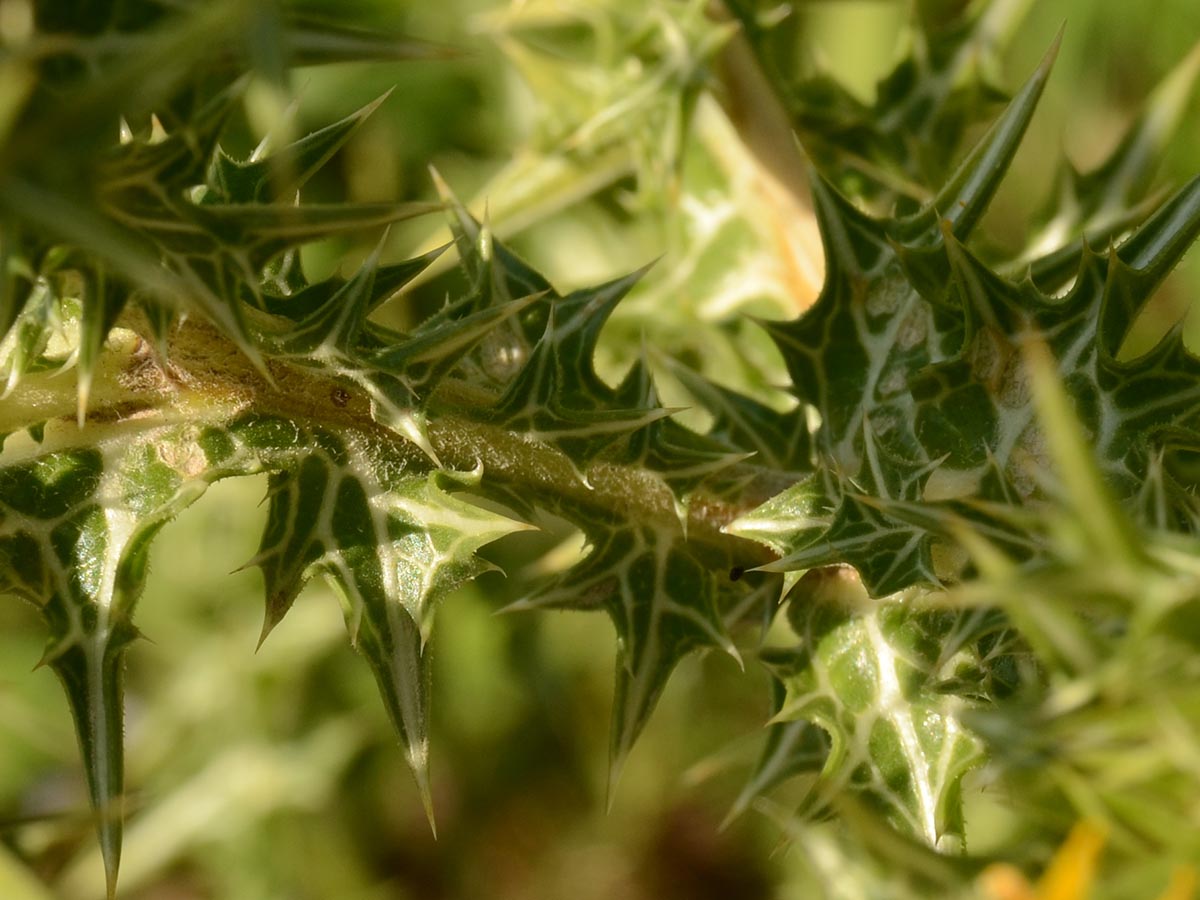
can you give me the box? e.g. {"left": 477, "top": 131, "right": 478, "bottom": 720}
{"left": 2, "top": 1, "right": 1200, "bottom": 897}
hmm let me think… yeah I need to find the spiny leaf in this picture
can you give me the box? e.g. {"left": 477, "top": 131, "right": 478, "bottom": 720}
{"left": 483, "top": 266, "right": 673, "bottom": 472}
{"left": 369, "top": 294, "right": 543, "bottom": 398}
{"left": 911, "top": 181, "right": 1200, "bottom": 512}
{"left": 513, "top": 517, "right": 739, "bottom": 795}
{"left": 207, "top": 92, "right": 393, "bottom": 205}
{"left": 280, "top": 14, "right": 457, "bottom": 67}
{"left": 609, "top": 358, "right": 749, "bottom": 520}
{"left": 433, "top": 171, "right": 554, "bottom": 308}
{"left": 897, "top": 28, "right": 1060, "bottom": 243}
{"left": 0, "top": 3, "right": 442, "bottom": 397}
{"left": 738, "top": 48, "right": 1200, "bottom": 598}
{"left": 270, "top": 236, "right": 392, "bottom": 356}
{"left": 263, "top": 240, "right": 537, "bottom": 460}
{"left": 1113, "top": 174, "right": 1200, "bottom": 287}
{"left": 181, "top": 202, "right": 437, "bottom": 272}
{"left": 730, "top": 459, "right": 944, "bottom": 598}
{"left": 0, "top": 403, "right": 527, "bottom": 877}
{"left": 251, "top": 431, "right": 528, "bottom": 646}
{"left": 417, "top": 182, "right": 577, "bottom": 402}
{"left": 76, "top": 265, "right": 128, "bottom": 426}
{"left": 950, "top": 417, "right": 1200, "bottom": 853}
{"left": 652, "top": 350, "right": 814, "bottom": 474}
{"left": 105, "top": 86, "right": 240, "bottom": 194}
{"left": 5, "top": 2, "right": 248, "bottom": 166}
{"left": 762, "top": 171, "right": 956, "bottom": 474}
{"left": 767, "top": 568, "right": 991, "bottom": 848}
{"left": 726, "top": 475, "right": 830, "bottom": 568}
{"left": 732, "top": 0, "right": 1033, "bottom": 206}
{"left": 0, "top": 426, "right": 247, "bottom": 896}
{"left": 261, "top": 245, "right": 446, "bottom": 322}
{"left": 1024, "top": 340, "right": 1144, "bottom": 564}
{"left": 0, "top": 222, "right": 41, "bottom": 340}
{"left": 1021, "top": 40, "right": 1200, "bottom": 275}
{"left": 725, "top": 651, "right": 830, "bottom": 826}
{"left": 431, "top": 175, "right": 717, "bottom": 468}
{"left": 238, "top": 416, "right": 527, "bottom": 824}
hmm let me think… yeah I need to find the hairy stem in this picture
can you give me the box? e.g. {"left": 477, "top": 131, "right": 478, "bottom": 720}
{"left": 2, "top": 318, "right": 783, "bottom": 569}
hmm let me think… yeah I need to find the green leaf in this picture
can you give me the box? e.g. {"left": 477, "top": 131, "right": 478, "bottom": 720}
{"left": 912, "top": 179, "right": 1200, "bottom": 518}
{"left": 653, "top": 351, "right": 814, "bottom": 474}
{"left": 263, "top": 239, "right": 537, "bottom": 460}
{"left": 736, "top": 51, "right": 1200, "bottom": 596}
{"left": 207, "top": 93, "right": 393, "bottom": 205}
{"left": 0, "top": 2, "right": 444, "bottom": 399}
{"left": 769, "top": 568, "right": 989, "bottom": 848}
{"left": 485, "top": 0, "right": 732, "bottom": 204}
{"left": 241, "top": 416, "right": 529, "bottom": 826}
{"left": 950, "top": 411, "right": 1200, "bottom": 855}
{"left": 261, "top": 245, "right": 446, "bottom": 322}
{"left": 513, "top": 516, "right": 739, "bottom": 794}
{"left": 1020, "top": 40, "right": 1200, "bottom": 280}
{"left": 279, "top": 14, "right": 456, "bottom": 67}
{"left": 433, "top": 195, "right": 674, "bottom": 474}
{"left": 725, "top": 652, "right": 830, "bottom": 825}
{"left": 0, "top": 222, "right": 40, "bottom": 340}
{"left": 76, "top": 265, "right": 128, "bottom": 426}
{"left": 610, "top": 359, "right": 749, "bottom": 520}
{"left": 731, "top": 0, "right": 1034, "bottom": 207}
{"left": 898, "top": 29, "right": 1059, "bottom": 243}
{"left": 0, "top": 425, "right": 238, "bottom": 897}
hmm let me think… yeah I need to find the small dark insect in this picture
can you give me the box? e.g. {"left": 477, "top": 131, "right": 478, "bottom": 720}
{"left": 729, "top": 566, "right": 744, "bottom": 582}
{"left": 330, "top": 387, "right": 351, "bottom": 408}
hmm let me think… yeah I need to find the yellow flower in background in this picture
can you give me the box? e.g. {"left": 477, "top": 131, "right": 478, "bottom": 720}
{"left": 980, "top": 822, "right": 1197, "bottom": 900}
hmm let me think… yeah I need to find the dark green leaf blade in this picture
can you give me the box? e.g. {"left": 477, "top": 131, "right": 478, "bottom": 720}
{"left": 243, "top": 420, "right": 528, "bottom": 825}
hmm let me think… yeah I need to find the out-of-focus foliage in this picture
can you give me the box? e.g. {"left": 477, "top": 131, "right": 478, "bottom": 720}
{"left": 1, "top": 0, "right": 1199, "bottom": 898}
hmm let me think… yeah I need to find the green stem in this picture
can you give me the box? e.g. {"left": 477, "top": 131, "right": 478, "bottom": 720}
{"left": 2, "top": 319, "right": 783, "bottom": 569}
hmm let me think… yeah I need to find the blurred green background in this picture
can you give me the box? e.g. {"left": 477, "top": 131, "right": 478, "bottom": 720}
{"left": 2, "top": 1, "right": 1199, "bottom": 897}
